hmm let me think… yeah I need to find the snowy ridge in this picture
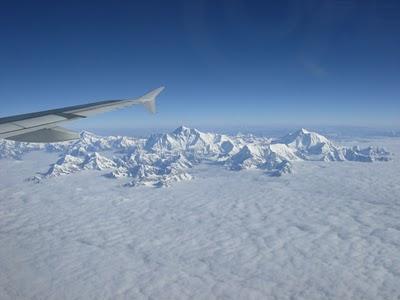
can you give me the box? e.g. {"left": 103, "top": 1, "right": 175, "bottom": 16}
{"left": 66, "top": 131, "right": 142, "bottom": 156}
{"left": 275, "top": 128, "right": 391, "bottom": 162}
{"left": 109, "top": 151, "right": 194, "bottom": 187}
{"left": 45, "top": 155, "right": 86, "bottom": 177}
{"left": 145, "top": 125, "right": 240, "bottom": 158}
{"left": 0, "top": 140, "right": 67, "bottom": 160}
{"left": 0, "top": 127, "right": 392, "bottom": 187}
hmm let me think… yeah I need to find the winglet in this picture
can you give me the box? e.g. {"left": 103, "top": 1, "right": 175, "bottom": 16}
{"left": 136, "top": 86, "right": 165, "bottom": 114}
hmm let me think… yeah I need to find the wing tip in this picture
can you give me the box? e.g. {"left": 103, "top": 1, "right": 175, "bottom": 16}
{"left": 139, "top": 86, "right": 165, "bottom": 114}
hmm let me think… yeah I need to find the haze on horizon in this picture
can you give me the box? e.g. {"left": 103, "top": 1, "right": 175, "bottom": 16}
{"left": 0, "top": 0, "right": 399, "bottom": 129}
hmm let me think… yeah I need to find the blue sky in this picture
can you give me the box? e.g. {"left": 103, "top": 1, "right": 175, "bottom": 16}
{"left": 0, "top": 0, "right": 399, "bottom": 130}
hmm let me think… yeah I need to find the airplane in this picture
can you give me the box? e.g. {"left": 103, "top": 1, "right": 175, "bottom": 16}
{"left": 0, "top": 86, "right": 164, "bottom": 143}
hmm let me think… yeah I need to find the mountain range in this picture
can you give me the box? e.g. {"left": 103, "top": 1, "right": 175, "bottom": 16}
{"left": 0, "top": 126, "right": 391, "bottom": 187}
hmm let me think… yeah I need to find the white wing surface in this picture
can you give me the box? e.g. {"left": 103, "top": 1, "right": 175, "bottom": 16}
{"left": 0, "top": 86, "right": 164, "bottom": 143}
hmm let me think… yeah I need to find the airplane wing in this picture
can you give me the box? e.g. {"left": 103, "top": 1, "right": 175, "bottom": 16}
{"left": 0, "top": 86, "right": 164, "bottom": 143}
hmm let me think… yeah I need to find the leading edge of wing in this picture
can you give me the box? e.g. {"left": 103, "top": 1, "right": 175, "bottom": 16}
{"left": 0, "top": 86, "right": 165, "bottom": 124}
{"left": 0, "top": 86, "right": 165, "bottom": 142}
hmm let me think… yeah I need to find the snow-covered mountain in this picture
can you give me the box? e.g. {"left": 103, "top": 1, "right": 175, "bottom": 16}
{"left": 45, "top": 155, "right": 86, "bottom": 177}
{"left": 0, "top": 127, "right": 392, "bottom": 187}
{"left": 0, "top": 140, "right": 43, "bottom": 159}
{"left": 109, "top": 151, "right": 194, "bottom": 187}
{"left": 82, "top": 152, "right": 117, "bottom": 171}
{"left": 66, "top": 131, "right": 142, "bottom": 156}
{"left": 145, "top": 125, "right": 240, "bottom": 158}
{"left": 274, "top": 128, "right": 390, "bottom": 162}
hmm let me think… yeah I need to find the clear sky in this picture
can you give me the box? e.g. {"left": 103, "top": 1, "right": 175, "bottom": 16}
{"left": 0, "top": 0, "right": 399, "bottom": 129}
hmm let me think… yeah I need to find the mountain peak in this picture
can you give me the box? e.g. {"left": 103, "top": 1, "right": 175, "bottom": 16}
{"left": 278, "top": 128, "right": 329, "bottom": 147}
{"left": 79, "top": 131, "right": 100, "bottom": 144}
{"left": 80, "top": 131, "right": 96, "bottom": 138}
{"left": 173, "top": 125, "right": 197, "bottom": 135}
{"left": 83, "top": 152, "right": 116, "bottom": 170}
{"left": 298, "top": 128, "right": 309, "bottom": 134}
